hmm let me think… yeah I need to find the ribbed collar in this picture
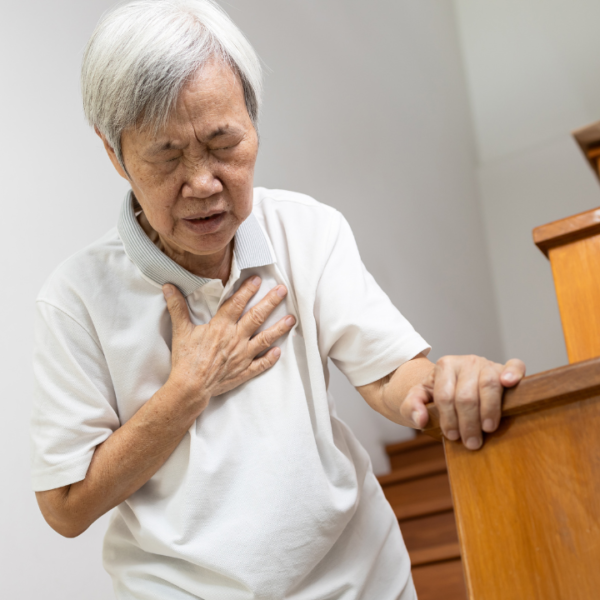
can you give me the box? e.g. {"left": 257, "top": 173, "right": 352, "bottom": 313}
{"left": 117, "top": 191, "right": 276, "bottom": 296}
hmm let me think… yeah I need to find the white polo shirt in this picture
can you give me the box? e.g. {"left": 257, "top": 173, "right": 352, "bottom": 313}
{"left": 31, "top": 188, "right": 429, "bottom": 600}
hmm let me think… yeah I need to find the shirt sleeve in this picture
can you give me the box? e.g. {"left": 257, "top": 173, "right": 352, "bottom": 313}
{"left": 314, "top": 212, "right": 430, "bottom": 388}
{"left": 31, "top": 301, "right": 120, "bottom": 492}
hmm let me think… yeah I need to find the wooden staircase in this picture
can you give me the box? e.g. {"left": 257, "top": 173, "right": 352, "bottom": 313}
{"left": 378, "top": 434, "right": 467, "bottom": 599}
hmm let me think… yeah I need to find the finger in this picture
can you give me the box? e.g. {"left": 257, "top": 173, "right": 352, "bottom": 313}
{"left": 218, "top": 276, "right": 262, "bottom": 321}
{"left": 248, "top": 315, "right": 296, "bottom": 356}
{"left": 163, "top": 284, "right": 192, "bottom": 336}
{"left": 500, "top": 358, "right": 526, "bottom": 388}
{"left": 241, "top": 346, "right": 282, "bottom": 381}
{"left": 433, "top": 357, "right": 460, "bottom": 441}
{"left": 400, "top": 384, "right": 432, "bottom": 429}
{"left": 238, "top": 285, "right": 288, "bottom": 336}
{"left": 454, "top": 357, "right": 483, "bottom": 450}
{"left": 479, "top": 362, "right": 503, "bottom": 433}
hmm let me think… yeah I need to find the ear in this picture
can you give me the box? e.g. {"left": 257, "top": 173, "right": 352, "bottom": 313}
{"left": 95, "top": 127, "right": 130, "bottom": 181}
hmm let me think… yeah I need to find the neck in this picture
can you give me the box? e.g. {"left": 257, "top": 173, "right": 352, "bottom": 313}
{"left": 138, "top": 212, "right": 233, "bottom": 285}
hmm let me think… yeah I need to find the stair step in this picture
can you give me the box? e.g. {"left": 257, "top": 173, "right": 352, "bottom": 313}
{"left": 383, "top": 472, "right": 453, "bottom": 520}
{"left": 386, "top": 435, "right": 445, "bottom": 471}
{"left": 386, "top": 434, "right": 439, "bottom": 455}
{"left": 412, "top": 558, "right": 467, "bottom": 600}
{"left": 378, "top": 456, "right": 448, "bottom": 486}
{"left": 409, "top": 542, "right": 461, "bottom": 567}
{"left": 400, "top": 510, "right": 459, "bottom": 551}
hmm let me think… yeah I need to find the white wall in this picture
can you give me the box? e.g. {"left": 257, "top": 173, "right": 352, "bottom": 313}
{"left": 0, "top": 1, "right": 498, "bottom": 598}
{"left": 455, "top": 0, "right": 600, "bottom": 374}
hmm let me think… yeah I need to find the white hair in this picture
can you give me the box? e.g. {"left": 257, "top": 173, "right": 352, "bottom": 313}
{"left": 82, "top": 0, "right": 263, "bottom": 168}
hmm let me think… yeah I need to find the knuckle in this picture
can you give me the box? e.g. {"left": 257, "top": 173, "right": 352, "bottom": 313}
{"left": 479, "top": 371, "right": 500, "bottom": 390}
{"left": 464, "top": 354, "right": 479, "bottom": 367}
{"left": 230, "top": 294, "right": 247, "bottom": 311}
{"left": 455, "top": 392, "right": 478, "bottom": 409}
{"left": 436, "top": 356, "right": 452, "bottom": 368}
{"left": 247, "top": 309, "right": 265, "bottom": 328}
{"left": 253, "top": 331, "right": 270, "bottom": 349}
{"left": 435, "top": 394, "right": 454, "bottom": 408}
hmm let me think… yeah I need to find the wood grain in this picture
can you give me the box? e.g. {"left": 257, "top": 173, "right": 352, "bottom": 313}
{"left": 412, "top": 559, "right": 467, "bottom": 600}
{"left": 445, "top": 396, "right": 600, "bottom": 600}
{"left": 572, "top": 121, "right": 600, "bottom": 180}
{"left": 423, "top": 355, "right": 600, "bottom": 438}
{"left": 533, "top": 206, "right": 600, "bottom": 257}
{"left": 549, "top": 235, "right": 600, "bottom": 362}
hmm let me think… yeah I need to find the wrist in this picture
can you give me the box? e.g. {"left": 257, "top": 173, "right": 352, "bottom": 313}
{"left": 161, "top": 373, "right": 211, "bottom": 420}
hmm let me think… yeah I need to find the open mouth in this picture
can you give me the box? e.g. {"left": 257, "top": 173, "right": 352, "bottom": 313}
{"left": 188, "top": 215, "right": 219, "bottom": 223}
{"left": 182, "top": 211, "right": 226, "bottom": 233}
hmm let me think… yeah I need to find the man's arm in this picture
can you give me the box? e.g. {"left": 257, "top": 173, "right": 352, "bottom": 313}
{"left": 357, "top": 353, "right": 526, "bottom": 450}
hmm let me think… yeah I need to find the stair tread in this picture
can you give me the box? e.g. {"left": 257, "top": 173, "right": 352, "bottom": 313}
{"left": 401, "top": 510, "right": 459, "bottom": 551}
{"left": 412, "top": 558, "right": 467, "bottom": 600}
{"left": 409, "top": 542, "right": 461, "bottom": 567}
{"left": 393, "top": 495, "right": 454, "bottom": 521}
{"left": 378, "top": 456, "right": 448, "bottom": 486}
{"left": 386, "top": 434, "right": 440, "bottom": 456}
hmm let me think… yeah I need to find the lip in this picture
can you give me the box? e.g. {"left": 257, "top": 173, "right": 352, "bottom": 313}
{"left": 183, "top": 209, "right": 225, "bottom": 220}
{"left": 181, "top": 211, "right": 226, "bottom": 235}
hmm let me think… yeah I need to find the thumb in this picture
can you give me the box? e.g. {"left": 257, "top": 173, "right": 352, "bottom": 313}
{"left": 401, "top": 384, "right": 432, "bottom": 429}
{"left": 163, "top": 284, "right": 191, "bottom": 335}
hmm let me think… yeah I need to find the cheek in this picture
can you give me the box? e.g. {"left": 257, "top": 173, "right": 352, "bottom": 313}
{"left": 133, "top": 176, "right": 180, "bottom": 231}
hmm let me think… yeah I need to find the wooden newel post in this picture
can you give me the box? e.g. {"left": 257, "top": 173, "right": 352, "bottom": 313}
{"left": 533, "top": 206, "right": 600, "bottom": 363}
{"left": 421, "top": 122, "right": 600, "bottom": 600}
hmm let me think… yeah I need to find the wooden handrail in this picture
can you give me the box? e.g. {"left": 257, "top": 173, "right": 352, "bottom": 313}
{"left": 422, "top": 355, "right": 600, "bottom": 439}
{"left": 533, "top": 206, "right": 600, "bottom": 257}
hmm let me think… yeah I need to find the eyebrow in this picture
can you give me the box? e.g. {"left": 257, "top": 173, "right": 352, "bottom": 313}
{"left": 149, "top": 126, "right": 242, "bottom": 153}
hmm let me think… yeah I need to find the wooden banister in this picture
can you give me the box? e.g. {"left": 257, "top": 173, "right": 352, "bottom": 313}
{"left": 423, "top": 355, "right": 600, "bottom": 438}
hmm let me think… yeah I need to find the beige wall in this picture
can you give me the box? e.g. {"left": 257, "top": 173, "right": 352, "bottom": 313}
{"left": 455, "top": 0, "right": 600, "bottom": 374}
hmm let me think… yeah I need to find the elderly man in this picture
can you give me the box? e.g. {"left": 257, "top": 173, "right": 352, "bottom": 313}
{"left": 31, "top": 1, "right": 525, "bottom": 598}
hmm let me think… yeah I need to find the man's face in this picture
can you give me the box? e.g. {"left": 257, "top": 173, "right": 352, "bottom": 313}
{"left": 114, "top": 58, "right": 258, "bottom": 261}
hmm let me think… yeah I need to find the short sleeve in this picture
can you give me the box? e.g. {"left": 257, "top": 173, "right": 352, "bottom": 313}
{"left": 31, "top": 301, "right": 120, "bottom": 491}
{"left": 314, "top": 213, "right": 430, "bottom": 387}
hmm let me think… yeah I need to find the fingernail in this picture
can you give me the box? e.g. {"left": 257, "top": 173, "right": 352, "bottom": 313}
{"left": 286, "top": 316, "right": 295, "bottom": 326}
{"left": 272, "top": 347, "right": 281, "bottom": 358}
{"left": 466, "top": 437, "right": 482, "bottom": 450}
{"left": 446, "top": 430, "right": 460, "bottom": 441}
{"left": 163, "top": 285, "right": 173, "bottom": 298}
{"left": 483, "top": 419, "right": 495, "bottom": 432}
{"left": 251, "top": 276, "right": 261, "bottom": 286}
{"left": 277, "top": 286, "right": 287, "bottom": 298}
{"left": 411, "top": 411, "right": 421, "bottom": 427}
{"left": 503, "top": 372, "right": 516, "bottom": 383}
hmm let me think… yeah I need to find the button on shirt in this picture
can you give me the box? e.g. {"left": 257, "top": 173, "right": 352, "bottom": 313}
{"left": 31, "top": 188, "right": 430, "bottom": 600}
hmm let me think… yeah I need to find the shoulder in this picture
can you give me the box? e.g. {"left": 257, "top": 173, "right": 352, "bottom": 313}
{"left": 253, "top": 187, "right": 340, "bottom": 221}
{"left": 251, "top": 188, "right": 352, "bottom": 289}
{"left": 36, "top": 227, "right": 128, "bottom": 324}
{"left": 252, "top": 187, "right": 344, "bottom": 250}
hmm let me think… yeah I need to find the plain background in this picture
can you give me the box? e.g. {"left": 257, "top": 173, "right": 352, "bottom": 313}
{"left": 1, "top": 0, "right": 600, "bottom": 597}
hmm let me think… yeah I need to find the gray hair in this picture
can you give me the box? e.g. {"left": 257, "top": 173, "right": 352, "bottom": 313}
{"left": 82, "top": 0, "right": 263, "bottom": 168}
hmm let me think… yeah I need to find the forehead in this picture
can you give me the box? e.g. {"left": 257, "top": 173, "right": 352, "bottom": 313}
{"left": 130, "top": 59, "right": 250, "bottom": 150}
{"left": 172, "top": 59, "right": 247, "bottom": 126}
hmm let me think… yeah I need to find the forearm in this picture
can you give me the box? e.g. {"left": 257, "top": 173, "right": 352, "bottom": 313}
{"left": 357, "top": 354, "right": 434, "bottom": 427}
{"left": 37, "top": 378, "right": 206, "bottom": 537}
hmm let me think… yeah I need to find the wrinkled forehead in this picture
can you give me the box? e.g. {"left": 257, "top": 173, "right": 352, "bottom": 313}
{"left": 130, "top": 59, "right": 250, "bottom": 148}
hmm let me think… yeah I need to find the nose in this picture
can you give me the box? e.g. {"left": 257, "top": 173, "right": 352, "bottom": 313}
{"left": 181, "top": 160, "right": 223, "bottom": 199}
